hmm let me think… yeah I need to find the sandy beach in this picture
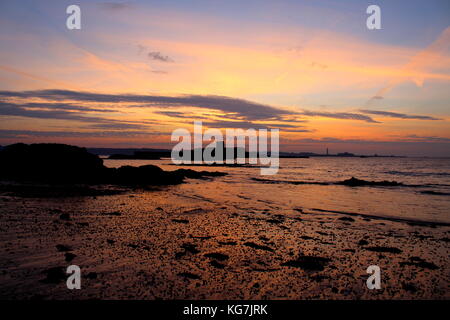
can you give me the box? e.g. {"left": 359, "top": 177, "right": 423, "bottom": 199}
{"left": 0, "top": 178, "right": 448, "bottom": 300}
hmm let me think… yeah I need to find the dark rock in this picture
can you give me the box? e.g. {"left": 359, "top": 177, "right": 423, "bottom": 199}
{"left": 300, "top": 235, "right": 316, "bottom": 240}
{"left": 358, "top": 239, "right": 369, "bottom": 246}
{"left": 110, "top": 164, "right": 183, "bottom": 186}
{"left": 266, "top": 219, "right": 283, "bottom": 224}
{"left": 219, "top": 241, "right": 237, "bottom": 246}
{"left": 59, "top": 213, "right": 71, "bottom": 221}
{"left": 56, "top": 244, "right": 72, "bottom": 252}
{"left": 338, "top": 217, "right": 355, "bottom": 222}
{"left": 400, "top": 257, "right": 439, "bottom": 270}
{"left": 172, "top": 219, "right": 189, "bottom": 224}
{"left": 175, "top": 251, "right": 186, "bottom": 259}
{"left": 337, "top": 177, "right": 403, "bottom": 187}
{"left": 181, "top": 243, "right": 200, "bottom": 254}
{"left": 210, "top": 260, "right": 225, "bottom": 269}
{"left": 101, "top": 211, "right": 121, "bottom": 216}
{"left": 172, "top": 168, "right": 227, "bottom": 179}
{"left": 310, "top": 274, "right": 329, "bottom": 282}
{"left": 64, "top": 252, "right": 76, "bottom": 262}
{"left": 178, "top": 272, "right": 201, "bottom": 280}
{"left": 0, "top": 143, "right": 105, "bottom": 184}
{"left": 402, "top": 282, "right": 418, "bottom": 293}
{"left": 191, "top": 235, "right": 213, "bottom": 240}
{"left": 364, "top": 246, "right": 402, "bottom": 254}
{"left": 0, "top": 143, "right": 225, "bottom": 187}
{"left": 281, "top": 256, "right": 331, "bottom": 271}
{"left": 244, "top": 242, "right": 274, "bottom": 252}
{"left": 41, "top": 267, "right": 66, "bottom": 284}
{"left": 204, "top": 252, "right": 229, "bottom": 261}
{"left": 420, "top": 190, "right": 450, "bottom": 196}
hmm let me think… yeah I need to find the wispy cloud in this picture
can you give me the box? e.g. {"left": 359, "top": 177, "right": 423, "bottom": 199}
{"left": 0, "top": 129, "right": 154, "bottom": 138}
{"left": 367, "top": 26, "right": 450, "bottom": 104}
{"left": 154, "top": 111, "right": 209, "bottom": 120}
{"left": 0, "top": 89, "right": 295, "bottom": 121}
{"left": 359, "top": 109, "right": 441, "bottom": 120}
{"left": 403, "top": 134, "right": 450, "bottom": 142}
{"left": 299, "top": 110, "right": 379, "bottom": 123}
{"left": 0, "top": 101, "right": 148, "bottom": 129}
{"left": 2, "top": 102, "right": 116, "bottom": 113}
{"left": 201, "top": 120, "right": 311, "bottom": 132}
{"left": 148, "top": 51, "right": 174, "bottom": 63}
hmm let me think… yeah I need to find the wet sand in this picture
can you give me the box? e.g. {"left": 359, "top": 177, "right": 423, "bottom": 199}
{"left": 0, "top": 184, "right": 449, "bottom": 299}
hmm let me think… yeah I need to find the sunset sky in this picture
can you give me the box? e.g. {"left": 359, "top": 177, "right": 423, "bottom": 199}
{"left": 0, "top": 0, "right": 449, "bottom": 156}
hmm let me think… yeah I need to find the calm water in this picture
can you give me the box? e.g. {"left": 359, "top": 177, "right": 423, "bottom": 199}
{"left": 104, "top": 157, "right": 450, "bottom": 224}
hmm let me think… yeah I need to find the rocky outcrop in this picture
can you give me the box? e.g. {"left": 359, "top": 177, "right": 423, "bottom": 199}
{"left": 337, "top": 177, "right": 403, "bottom": 187}
{"left": 0, "top": 143, "right": 226, "bottom": 186}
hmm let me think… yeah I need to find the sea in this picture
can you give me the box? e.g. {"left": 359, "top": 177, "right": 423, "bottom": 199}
{"left": 103, "top": 157, "right": 450, "bottom": 224}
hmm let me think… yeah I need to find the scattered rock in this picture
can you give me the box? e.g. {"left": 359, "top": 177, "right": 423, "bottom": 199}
{"left": 191, "top": 235, "right": 213, "bottom": 240}
{"left": 178, "top": 272, "right": 201, "bottom": 280}
{"left": 172, "top": 219, "right": 189, "bottom": 224}
{"left": 402, "top": 282, "right": 418, "bottom": 293}
{"left": 41, "top": 267, "right": 66, "bottom": 284}
{"left": 210, "top": 260, "right": 225, "bottom": 269}
{"left": 400, "top": 257, "right": 439, "bottom": 270}
{"left": 364, "top": 246, "right": 402, "bottom": 254}
{"left": 59, "top": 213, "right": 71, "bottom": 221}
{"left": 358, "top": 239, "right": 369, "bottom": 246}
{"left": 244, "top": 242, "right": 274, "bottom": 252}
{"left": 181, "top": 243, "right": 200, "bottom": 254}
{"left": 266, "top": 219, "right": 283, "bottom": 224}
{"left": 310, "top": 274, "right": 329, "bottom": 282}
{"left": 338, "top": 217, "right": 355, "bottom": 222}
{"left": 281, "top": 256, "right": 331, "bottom": 271}
{"left": 64, "top": 253, "right": 76, "bottom": 262}
{"left": 337, "top": 177, "right": 403, "bottom": 187}
{"left": 420, "top": 190, "right": 450, "bottom": 196}
{"left": 204, "top": 252, "right": 229, "bottom": 261}
{"left": 56, "top": 244, "right": 72, "bottom": 252}
{"left": 219, "top": 241, "right": 237, "bottom": 246}
{"left": 101, "top": 211, "right": 121, "bottom": 216}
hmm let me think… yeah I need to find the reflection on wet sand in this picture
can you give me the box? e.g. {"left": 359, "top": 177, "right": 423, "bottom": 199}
{"left": 0, "top": 186, "right": 448, "bottom": 299}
